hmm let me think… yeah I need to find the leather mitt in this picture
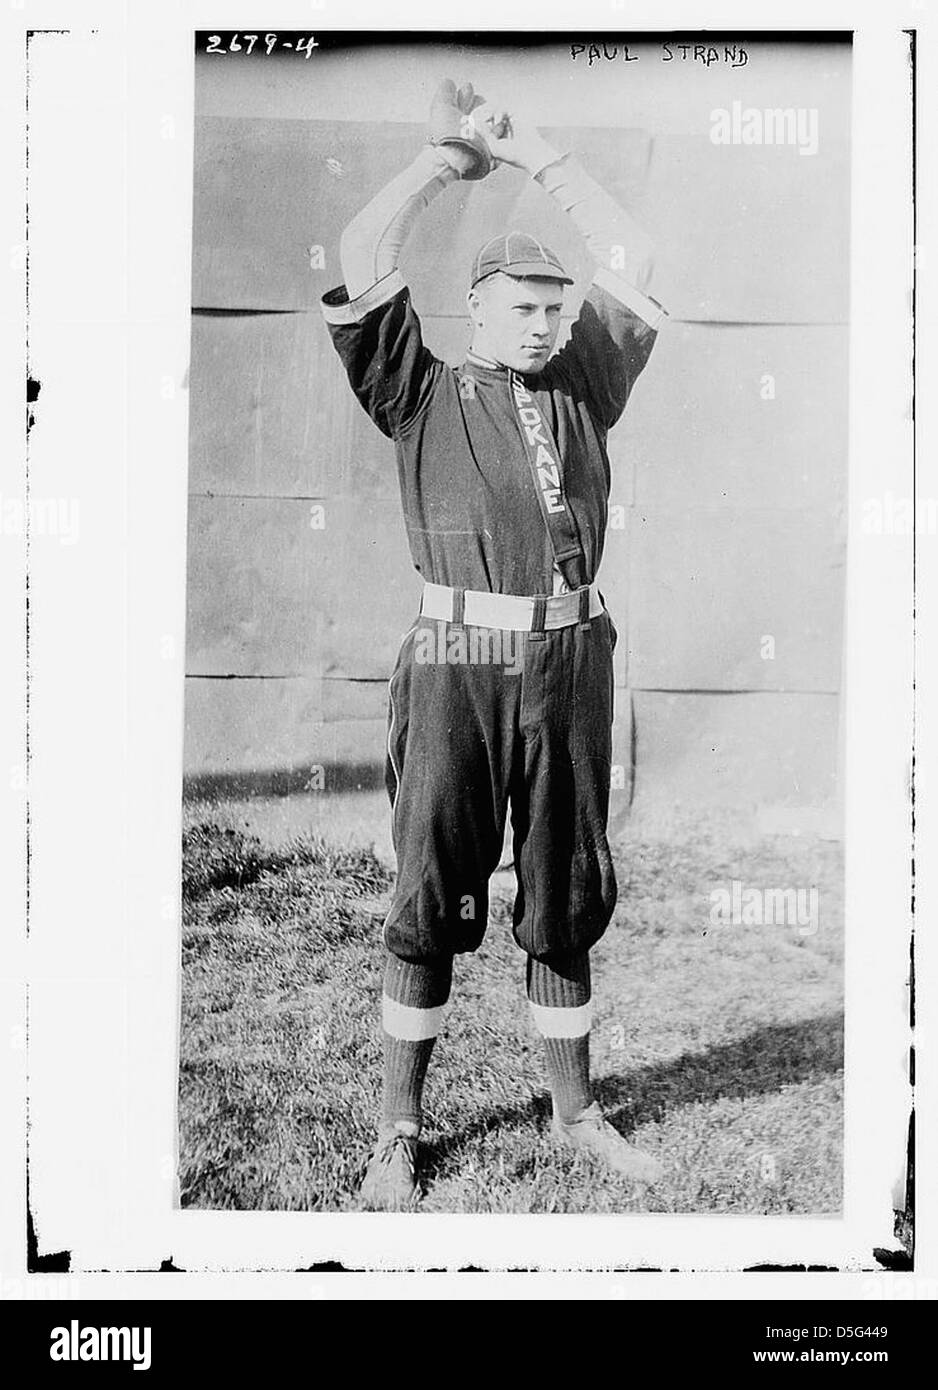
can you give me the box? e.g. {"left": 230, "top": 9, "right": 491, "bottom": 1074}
{"left": 427, "top": 78, "right": 493, "bottom": 181}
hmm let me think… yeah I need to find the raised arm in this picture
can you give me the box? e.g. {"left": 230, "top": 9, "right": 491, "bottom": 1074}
{"left": 533, "top": 149, "right": 665, "bottom": 331}
{"left": 476, "top": 105, "right": 665, "bottom": 329}
{"left": 339, "top": 147, "right": 462, "bottom": 301}
{"left": 322, "top": 83, "right": 483, "bottom": 436}
{"left": 472, "top": 103, "right": 666, "bottom": 428}
{"left": 339, "top": 78, "right": 488, "bottom": 302}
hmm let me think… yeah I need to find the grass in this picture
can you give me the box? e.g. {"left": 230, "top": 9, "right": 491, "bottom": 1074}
{"left": 178, "top": 809, "right": 843, "bottom": 1215}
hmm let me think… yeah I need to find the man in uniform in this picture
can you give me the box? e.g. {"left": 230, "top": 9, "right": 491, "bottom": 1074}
{"left": 321, "top": 81, "right": 667, "bottom": 1209}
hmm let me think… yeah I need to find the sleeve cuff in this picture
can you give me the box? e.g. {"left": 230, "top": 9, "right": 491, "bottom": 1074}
{"left": 529, "top": 146, "right": 571, "bottom": 181}
{"left": 320, "top": 269, "right": 406, "bottom": 325}
{"left": 533, "top": 150, "right": 591, "bottom": 201}
{"left": 592, "top": 266, "right": 668, "bottom": 331}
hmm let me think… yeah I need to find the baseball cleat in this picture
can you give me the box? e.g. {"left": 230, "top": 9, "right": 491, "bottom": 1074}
{"left": 359, "top": 1122, "right": 422, "bottom": 1211}
{"left": 551, "top": 1102, "right": 664, "bottom": 1184}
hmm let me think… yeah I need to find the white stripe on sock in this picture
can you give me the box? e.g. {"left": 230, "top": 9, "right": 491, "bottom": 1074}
{"left": 382, "top": 993, "right": 446, "bottom": 1042}
{"left": 528, "top": 1000, "right": 592, "bottom": 1039}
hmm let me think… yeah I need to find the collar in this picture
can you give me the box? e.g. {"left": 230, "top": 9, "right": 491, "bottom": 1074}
{"left": 464, "top": 348, "right": 506, "bottom": 374}
{"left": 463, "top": 349, "right": 546, "bottom": 386}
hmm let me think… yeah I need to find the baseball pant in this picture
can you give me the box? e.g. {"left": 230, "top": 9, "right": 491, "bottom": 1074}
{"left": 383, "top": 609, "right": 619, "bottom": 962}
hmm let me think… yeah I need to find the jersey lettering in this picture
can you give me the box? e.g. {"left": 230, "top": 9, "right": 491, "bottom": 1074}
{"left": 511, "top": 379, "right": 566, "bottom": 515}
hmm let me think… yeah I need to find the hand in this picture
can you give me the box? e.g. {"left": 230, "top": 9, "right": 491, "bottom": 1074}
{"left": 473, "top": 103, "right": 558, "bottom": 175}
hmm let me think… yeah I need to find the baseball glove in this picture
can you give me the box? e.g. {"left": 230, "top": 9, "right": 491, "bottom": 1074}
{"left": 427, "top": 79, "right": 494, "bottom": 181}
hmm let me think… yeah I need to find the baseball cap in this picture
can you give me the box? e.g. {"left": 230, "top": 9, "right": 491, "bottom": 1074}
{"left": 470, "top": 231, "right": 573, "bottom": 288}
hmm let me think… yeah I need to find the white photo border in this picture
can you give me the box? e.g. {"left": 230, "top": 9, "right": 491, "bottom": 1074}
{"left": 4, "top": 0, "right": 931, "bottom": 1294}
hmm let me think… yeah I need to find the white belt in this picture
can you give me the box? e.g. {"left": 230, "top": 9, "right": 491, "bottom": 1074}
{"left": 420, "top": 582, "right": 604, "bottom": 632}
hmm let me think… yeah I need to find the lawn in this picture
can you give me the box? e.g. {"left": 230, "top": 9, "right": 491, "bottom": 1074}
{"left": 178, "top": 807, "right": 843, "bottom": 1214}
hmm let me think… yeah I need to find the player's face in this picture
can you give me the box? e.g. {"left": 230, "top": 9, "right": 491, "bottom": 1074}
{"left": 468, "top": 274, "right": 564, "bottom": 374}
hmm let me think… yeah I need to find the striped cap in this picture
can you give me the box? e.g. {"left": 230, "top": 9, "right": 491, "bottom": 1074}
{"left": 470, "top": 231, "right": 573, "bottom": 288}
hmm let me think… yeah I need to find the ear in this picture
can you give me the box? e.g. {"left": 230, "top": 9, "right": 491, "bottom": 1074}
{"left": 467, "top": 286, "right": 483, "bottom": 325}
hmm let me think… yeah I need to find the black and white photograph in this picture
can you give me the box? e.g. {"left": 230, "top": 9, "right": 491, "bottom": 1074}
{"left": 11, "top": 2, "right": 926, "bottom": 1295}
{"left": 179, "top": 31, "right": 854, "bottom": 1217}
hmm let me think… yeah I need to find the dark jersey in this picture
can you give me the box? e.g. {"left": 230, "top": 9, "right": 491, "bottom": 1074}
{"left": 322, "top": 269, "right": 659, "bottom": 596}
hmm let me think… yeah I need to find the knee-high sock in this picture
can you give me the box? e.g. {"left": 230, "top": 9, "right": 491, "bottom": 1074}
{"left": 380, "top": 952, "right": 452, "bottom": 1133}
{"left": 526, "top": 952, "right": 593, "bottom": 1124}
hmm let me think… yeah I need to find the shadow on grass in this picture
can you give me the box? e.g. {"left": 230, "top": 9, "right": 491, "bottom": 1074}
{"left": 421, "top": 1011, "right": 843, "bottom": 1178}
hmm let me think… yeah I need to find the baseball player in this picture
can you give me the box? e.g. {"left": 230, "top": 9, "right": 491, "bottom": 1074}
{"left": 321, "top": 80, "right": 667, "bottom": 1210}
